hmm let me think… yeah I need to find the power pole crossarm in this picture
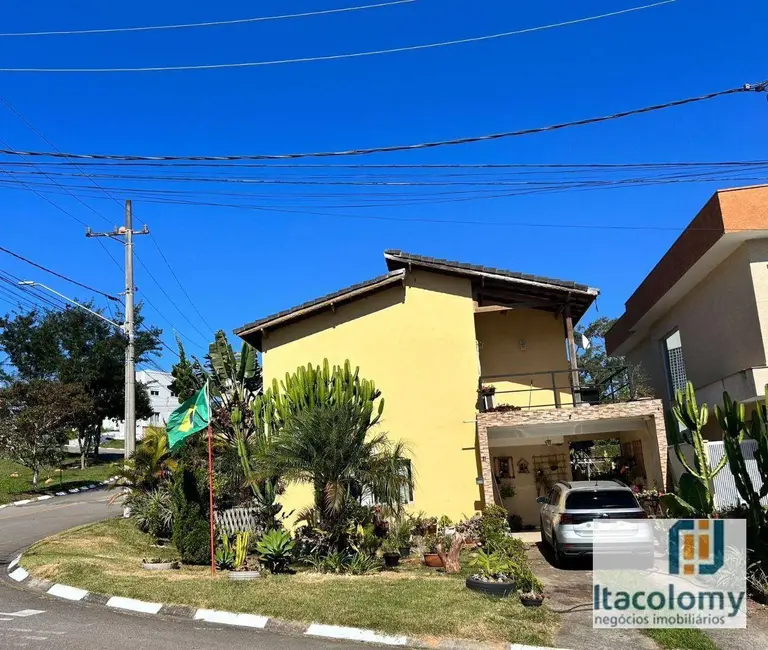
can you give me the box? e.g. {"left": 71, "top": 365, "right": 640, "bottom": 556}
{"left": 86, "top": 200, "right": 149, "bottom": 461}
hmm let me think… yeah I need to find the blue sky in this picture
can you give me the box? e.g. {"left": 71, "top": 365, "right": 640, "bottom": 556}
{"left": 0, "top": 0, "right": 765, "bottom": 367}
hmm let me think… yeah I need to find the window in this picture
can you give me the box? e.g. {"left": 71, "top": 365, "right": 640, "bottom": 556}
{"left": 565, "top": 490, "right": 639, "bottom": 510}
{"left": 400, "top": 459, "right": 414, "bottom": 504}
{"left": 150, "top": 390, "right": 160, "bottom": 396}
{"left": 662, "top": 330, "right": 688, "bottom": 399}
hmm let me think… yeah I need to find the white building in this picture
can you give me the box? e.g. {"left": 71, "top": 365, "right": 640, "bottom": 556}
{"left": 103, "top": 370, "right": 180, "bottom": 440}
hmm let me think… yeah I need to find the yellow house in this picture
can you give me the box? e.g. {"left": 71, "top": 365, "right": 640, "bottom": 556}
{"left": 235, "top": 251, "right": 668, "bottom": 528}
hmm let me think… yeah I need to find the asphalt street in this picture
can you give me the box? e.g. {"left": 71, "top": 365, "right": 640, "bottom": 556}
{"left": 0, "top": 492, "right": 357, "bottom": 650}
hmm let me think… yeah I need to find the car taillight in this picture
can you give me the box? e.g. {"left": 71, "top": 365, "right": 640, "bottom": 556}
{"left": 559, "top": 513, "right": 574, "bottom": 525}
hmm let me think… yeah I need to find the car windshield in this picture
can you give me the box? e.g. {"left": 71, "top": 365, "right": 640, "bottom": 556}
{"left": 565, "top": 490, "right": 639, "bottom": 510}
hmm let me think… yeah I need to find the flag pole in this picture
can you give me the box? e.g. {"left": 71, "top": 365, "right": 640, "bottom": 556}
{"left": 206, "top": 380, "right": 216, "bottom": 577}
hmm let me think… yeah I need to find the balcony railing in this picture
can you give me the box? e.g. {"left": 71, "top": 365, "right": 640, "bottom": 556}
{"left": 478, "top": 366, "right": 633, "bottom": 412}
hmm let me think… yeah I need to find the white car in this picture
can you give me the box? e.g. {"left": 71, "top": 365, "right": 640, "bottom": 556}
{"left": 537, "top": 480, "right": 653, "bottom": 568}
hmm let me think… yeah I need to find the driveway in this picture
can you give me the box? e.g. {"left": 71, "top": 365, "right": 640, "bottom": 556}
{"left": 0, "top": 492, "right": 355, "bottom": 650}
{"left": 527, "top": 540, "right": 768, "bottom": 650}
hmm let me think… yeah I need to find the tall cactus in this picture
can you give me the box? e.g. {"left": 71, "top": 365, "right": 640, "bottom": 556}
{"left": 663, "top": 382, "right": 726, "bottom": 516}
{"left": 254, "top": 359, "right": 384, "bottom": 435}
{"left": 717, "top": 387, "right": 768, "bottom": 567}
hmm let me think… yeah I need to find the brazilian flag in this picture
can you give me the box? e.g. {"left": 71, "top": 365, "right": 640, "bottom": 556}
{"left": 166, "top": 384, "right": 210, "bottom": 451}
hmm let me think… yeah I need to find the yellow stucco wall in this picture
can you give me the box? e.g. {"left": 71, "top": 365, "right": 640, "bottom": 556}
{"left": 476, "top": 309, "right": 571, "bottom": 409}
{"left": 261, "top": 269, "right": 483, "bottom": 523}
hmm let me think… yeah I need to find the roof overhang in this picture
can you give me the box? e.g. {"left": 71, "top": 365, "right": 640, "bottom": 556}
{"left": 606, "top": 185, "right": 768, "bottom": 356}
{"left": 234, "top": 269, "right": 406, "bottom": 350}
{"left": 384, "top": 250, "right": 599, "bottom": 322}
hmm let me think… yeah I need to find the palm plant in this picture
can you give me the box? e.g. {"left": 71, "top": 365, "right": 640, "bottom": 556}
{"left": 263, "top": 402, "right": 412, "bottom": 540}
{"left": 114, "top": 426, "right": 177, "bottom": 490}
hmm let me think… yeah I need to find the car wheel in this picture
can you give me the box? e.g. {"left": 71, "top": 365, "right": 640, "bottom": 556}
{"left": 552, "top": 531, "right": 567, "bottom": 569}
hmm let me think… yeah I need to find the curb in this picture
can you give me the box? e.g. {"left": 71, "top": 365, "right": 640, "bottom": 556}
{"left": 0, "top": 477, "right": 120, "bottom": 509}
{"left": 6, "top": 551, "right": 572, "bottom": 650}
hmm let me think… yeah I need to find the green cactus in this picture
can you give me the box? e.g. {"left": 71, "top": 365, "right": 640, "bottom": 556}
{"left": 234, "top": 531, "right": 250, "bottom": 570}
{"left": 253, "top": 359, "right": 383, "bottom": 437}
{"left": 663, "top": 382, "right": 726, "bottom": 516}
{"left": 717, "top": 386, "right": 768, "bottom": 567}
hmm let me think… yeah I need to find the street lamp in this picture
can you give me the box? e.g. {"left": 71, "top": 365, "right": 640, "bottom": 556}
{"left": 18, "top": 281, "right": 124, "bottom": 333}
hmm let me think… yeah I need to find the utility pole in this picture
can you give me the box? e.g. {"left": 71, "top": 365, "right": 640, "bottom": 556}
{"left": 86, "top": 200, "right": 149, "bottom": 460}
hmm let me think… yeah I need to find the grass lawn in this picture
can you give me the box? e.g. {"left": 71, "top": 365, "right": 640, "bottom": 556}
{"left": 642, "top": 628, "right": 719, "bottom": 650}
{"left": 100, "top": 439, "right": 125, "bottom": 449}
{"left": 23, "top": 519, "right": 560, "bottom": 646}
{"left": 0, "top": 455, "right": 119, "bottom": 504}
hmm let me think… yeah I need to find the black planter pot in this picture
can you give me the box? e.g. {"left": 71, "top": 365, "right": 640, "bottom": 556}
{"left": 383, "top": 552, "right": 400, "bottom": 568}
{"left": 399, "top": 546, "right": 411, "bottom": 558}
{"left": 465, "top": 576, "right": 515, "bottom": 597}
{"left": 520, "top": 595, "right": 544, "bottom": 607}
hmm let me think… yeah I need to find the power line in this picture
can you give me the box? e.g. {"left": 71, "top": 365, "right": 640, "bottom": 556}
{"left": 0, "top": 136, "right": 124, "bottom": 272}
{"left": 0, "top": 0, "right": 413, "bottom": 37}
{"left": 0, "top": 244, "right": 120, "bottom": 300}
{"left": 0, "top": 95, "right": 214, "bottom": 345}
{"left": 133, "top": 254, "right": 210, "bottom": 344}
{"left": 1, "top": 80, "right": 764, "bottom": 161}
{"left": 0, "top": 0, "right": 675, "bottom": 73}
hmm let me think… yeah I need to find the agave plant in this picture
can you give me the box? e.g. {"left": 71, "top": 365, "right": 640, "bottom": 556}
{"left": 255, "top": 529, "right": 295, "bottom": 573}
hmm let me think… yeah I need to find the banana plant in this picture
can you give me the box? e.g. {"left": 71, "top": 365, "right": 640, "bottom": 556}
{"left": 661, "top": 382, "right": 726, "bottom": 517}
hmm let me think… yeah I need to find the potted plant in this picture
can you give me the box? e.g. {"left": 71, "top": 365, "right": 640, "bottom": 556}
{"left": 479, "top": 385, "right": 496, "bottom": 411}
{"left": 389, "top": 518, "right": 412, "bottom": 557}
{"left": 466, "top": 549, "right": 516, "bottom": 597}
{"left": 229, "top": 531, "right": 262, "bottom": 581}
{"left": 516, "top": 563, "right": 545, "bottom": 607}
{"left": 422, "top": 533, "right": 444, "bottom": 568}
{"left": 381, "top": 537, "right": 401, "bottom": 568}
{"left": 499, "top": 484, "right": 516, "bottom": 500}
{"left": 142, "top": 557, "right": 179, "bottom": 570}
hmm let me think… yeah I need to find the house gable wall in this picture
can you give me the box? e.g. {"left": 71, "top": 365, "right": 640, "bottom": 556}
{"left": 262, "top": 268, "right": 482, "bottom": 521}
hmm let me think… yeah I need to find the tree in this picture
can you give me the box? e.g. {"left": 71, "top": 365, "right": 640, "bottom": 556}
{"left": 0, "top": 380, "right": 91, "bottom": 489}
{"left": 168, "top": 335, "right": 204, "bottom": 402}
{"left": 264, "top": 402, "right": 412, "bottom": 543}
{"left": 0, "top": 302, "right": 162, "bottom": 467}
{"left": 575, "top": 316, "right": 652, "bottom": 401}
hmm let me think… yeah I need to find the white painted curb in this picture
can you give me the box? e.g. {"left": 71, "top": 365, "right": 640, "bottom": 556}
{"left": 9, "top": 567, "right": 29, "bottom": 582}
{"left": 9, "top": 551, "right": 573, "bottom": 650}
{"left": 13, "top": 499, "right": 32, "bottom": 506}
{"left": 194, "top": 609, "right": 268, "bottom": 628}
{"left": 306, "top": 623, "right": 408, "bottom": 646}
{"left": 106, "top": 596, "right": 163, "bottom": 615}
{"left": 48, "top": 583, "right": 88, "bottom": 601}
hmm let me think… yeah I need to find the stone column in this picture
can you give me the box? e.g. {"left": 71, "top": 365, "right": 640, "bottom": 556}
{"left": 476, "top": 421, "right": 496, "bottom": 507}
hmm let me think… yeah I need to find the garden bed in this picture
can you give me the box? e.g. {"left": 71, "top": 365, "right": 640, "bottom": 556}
{"left": 22, "top": 519, "right": 559, "bottom": 646}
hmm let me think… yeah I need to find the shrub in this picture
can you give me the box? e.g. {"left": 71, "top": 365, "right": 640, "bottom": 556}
{"left": 468, "top": 549, "right": 516, "bottom": 581}
{"left": 486, "top": 535, "right": 526, "bottom": 561}
{"left": 256, "top": 529, "right": 294, "bottom": 573}
{"left": 131, "top": 487, "right": 173, "bottom": 540}
{"left": 215, "top": 534, "right": 235, "bottom": 570}
{"left": 479, "top": 505, "right": 510, "bottom": 546}
{"left": 515, "top": 562, "right": 544, "bottom": 594}
{"left": 347, "top": 552, "right": 381, "bottom": 575}
{"left": 171, "top": 468, "right": 211, "bottom": 565}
